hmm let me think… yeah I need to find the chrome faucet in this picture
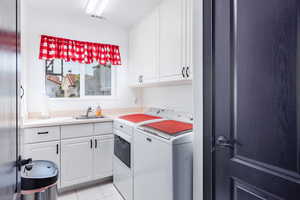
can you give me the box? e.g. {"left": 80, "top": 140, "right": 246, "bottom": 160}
{"left": 86, "top": 107, "right": 92, "bottom": 117}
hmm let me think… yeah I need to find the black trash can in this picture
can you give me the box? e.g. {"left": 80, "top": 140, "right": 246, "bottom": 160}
{"left": 21, "top": 160, "right": 59, "bottom": 200}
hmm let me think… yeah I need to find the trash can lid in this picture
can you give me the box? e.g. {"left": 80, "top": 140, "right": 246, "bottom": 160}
{"left": 21, "top": 160, "right": 58, "bottom": 191}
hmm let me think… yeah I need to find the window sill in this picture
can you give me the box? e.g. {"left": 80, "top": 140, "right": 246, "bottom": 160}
{"left": 47, "top": 96, "right": 118, "bottom": 101}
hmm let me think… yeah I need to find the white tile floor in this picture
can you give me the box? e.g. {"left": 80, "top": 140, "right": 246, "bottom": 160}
{"left": 58, "top": 182, "right": 123, "bottom": 200}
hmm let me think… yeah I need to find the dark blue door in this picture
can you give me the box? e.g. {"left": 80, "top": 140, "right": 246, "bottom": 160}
{"left": 205, "top": 0, "right": 300, "bottom": 199}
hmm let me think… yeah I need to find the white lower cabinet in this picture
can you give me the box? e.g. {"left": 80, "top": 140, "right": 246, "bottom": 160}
{"left": 61, "top": 137, "right": 94, "bottom": 187}
{"left": 60, "top": 135, "right": 114, "bottom": 188}
{"left": 93, "top": 135, "right": 113, "bottom": 179}
{"left": 23, "top": 141, "right": 61, "bottom": 187}
{"left": 22, "top": 122, "right": 113, "bottom": 189}
{"left": 23, "top": 140, "right": 60, "bottom": 167}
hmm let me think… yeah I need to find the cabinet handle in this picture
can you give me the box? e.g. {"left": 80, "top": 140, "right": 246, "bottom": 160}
{"left": 186, "top": 66, "right": 190, "bottom": 78}
{"left": 138, "top": 75, "right": 143, "bottom": 83}
{"left": 120, "top": 125, "right": 124, "bottom": 128}
{"left": 90, "top": 139, "right": 93, "bottom": 149}
{"left": 182, "top": 67, "right": 186, "bottom": 78}
{"left": 95, "top": 139, "right": 97, "bottom": 148}
{"left": 146, "top": 138, "right": 152, "bottom": 142}
{"left": 56, "top": 144, "right": 59, "bottom": 155}
{"left": 38, "top": 131, "right": 49, "bottom": 135}
{"left": 20, "top": 85, "right": 24, "bottom": 99}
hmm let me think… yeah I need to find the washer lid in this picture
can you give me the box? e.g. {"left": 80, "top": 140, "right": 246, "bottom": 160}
{"left": 142, "top": 120, "right": 193, "bottom": 136}
{"left": 119, "top": 114, "right": 162, "bottom": 123}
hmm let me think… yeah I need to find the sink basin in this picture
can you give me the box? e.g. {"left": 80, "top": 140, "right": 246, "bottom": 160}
{"left": 74, "top": 115, "right": 106, "bottom": 120}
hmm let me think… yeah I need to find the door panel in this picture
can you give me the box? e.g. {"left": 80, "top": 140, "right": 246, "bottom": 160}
{"left": 61, "top": 137, "right": 93, "bottom": 187}
{"left": 93, "top": 136, "right": 113, "bottom": 179}
{"left": 159, "top": 0, "right": 184, "bottom": 79}
{"left": 232, "top": 179, "right": 282, "bottom": 200}
{"left": 0, "top": 0, "right": 18, "bottom": 199}
{"left": 210, "top": 0, "right": 300, "bottom": 199}
{"left": 186, "top": 0, "right": 193, "bottom": 79}
{"left": 235, "top": 0, "right": 298, "bottom": 174}
{"left": 24, "top": 141, "right": 60, "bottom": 187}
{"left": 23, "top": 141, "right": 60, "bottom": 168}
{"left": 130, "top": 9, "right": 159, "bottom": 84}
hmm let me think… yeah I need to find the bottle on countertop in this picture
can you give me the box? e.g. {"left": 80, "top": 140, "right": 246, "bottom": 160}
{"left": 95, "top": 105, "right": 102, "bottom": 117}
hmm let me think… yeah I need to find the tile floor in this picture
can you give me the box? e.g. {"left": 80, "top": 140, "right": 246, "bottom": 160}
{"left": 58, "top": 182, "right": 123, "bottom": 200}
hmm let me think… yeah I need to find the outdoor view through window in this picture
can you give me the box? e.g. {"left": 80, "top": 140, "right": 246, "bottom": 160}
{"left": 45, "top": 60, "right": 112, "bottom": 98}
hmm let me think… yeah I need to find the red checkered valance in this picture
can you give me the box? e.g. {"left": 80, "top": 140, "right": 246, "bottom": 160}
{"left": 39, "top": 35, "right": 122, "bottom": 65}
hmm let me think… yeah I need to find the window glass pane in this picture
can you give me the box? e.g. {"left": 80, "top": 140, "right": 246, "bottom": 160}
{"left": 45, "top": 60, "right": 80, "bottom": 98}
{"left": 85, "top": 63, "right": 112, "bottom": 96}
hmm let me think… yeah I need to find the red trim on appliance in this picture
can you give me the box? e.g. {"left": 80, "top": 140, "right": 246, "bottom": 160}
{"left": 143, "top": 120, "right": 193, "bottom": 135}
{"left": 119, "top": 114, "right": 161, "bottom": 123}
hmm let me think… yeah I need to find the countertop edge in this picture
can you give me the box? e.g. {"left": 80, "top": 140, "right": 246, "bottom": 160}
{"left": 21, "top": 117, "right": 114, "bottom": 129}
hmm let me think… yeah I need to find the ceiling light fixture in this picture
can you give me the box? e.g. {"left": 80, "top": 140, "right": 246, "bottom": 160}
{"left": 86, "top": 0, "right": 99, "bottom": 14}
{"left": 85, "top": 0, "right": 109, "bottom": 17}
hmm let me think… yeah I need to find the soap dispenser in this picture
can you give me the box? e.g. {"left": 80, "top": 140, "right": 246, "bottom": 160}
{"left": 95, "top": 105, "right": 102, "bottom": 117}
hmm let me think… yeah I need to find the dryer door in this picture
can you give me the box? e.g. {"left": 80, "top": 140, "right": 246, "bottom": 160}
{"left": 114, "top": 135, "right": 131, "bottom": 168}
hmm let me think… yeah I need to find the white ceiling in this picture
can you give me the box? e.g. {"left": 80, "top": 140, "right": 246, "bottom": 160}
{"left": 24, "top": 0, "right": 162, "bottom": 29}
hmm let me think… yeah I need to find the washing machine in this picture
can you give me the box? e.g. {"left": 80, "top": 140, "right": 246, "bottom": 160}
{"left": 134, "top": 119, "right": 193, "bottom": 200}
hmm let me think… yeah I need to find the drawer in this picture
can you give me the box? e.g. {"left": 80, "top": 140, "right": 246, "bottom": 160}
{"left": 114, "top": 121, "right": 133, "bottom": 136}
{"left": 94, "top": 122, "right": 113, "bottom": 135}
{"left": 98, "top": 134, "right": 114, "bottom": 140}
{"left": 23, "top": 126, "right": 60, "bottom": 144}
{"left": 61, "top": 124, "right": 94, "bottom": 139}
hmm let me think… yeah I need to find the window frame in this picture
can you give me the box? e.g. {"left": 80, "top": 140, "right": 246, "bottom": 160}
{"left": 45, "top": 60, "right": 117, "bottom": 101}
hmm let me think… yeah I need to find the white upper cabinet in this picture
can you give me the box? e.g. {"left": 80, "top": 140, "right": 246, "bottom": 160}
{"left": 185, "top": 0, "right": 193, "bottom": 80}
{"left": 159, "top": 0, "right": 185, "bottom": 81}
{"left": 129, "top": 0, "right": 193, "bottom": 86}
{"left": 129, "top": 9, "right": 159, "bottom": 84}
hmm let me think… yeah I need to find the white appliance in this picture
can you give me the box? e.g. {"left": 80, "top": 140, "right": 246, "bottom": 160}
{"left": 113, "top": 128, "right": 132, "bottom": 200}
{"left": 113, "top": 108, "right": 164, "bottom": 200}
{"left": 133, "top": 118, "right": 193, "bottom": 200}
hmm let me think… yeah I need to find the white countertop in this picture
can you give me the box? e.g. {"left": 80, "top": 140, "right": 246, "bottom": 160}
{"left": 22, "top": 116, "right": 114, "bottom": 128}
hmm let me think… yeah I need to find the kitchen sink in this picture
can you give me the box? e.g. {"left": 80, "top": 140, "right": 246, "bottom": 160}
{"left": 74, "top": 115, "right": 106, "bottom": 120}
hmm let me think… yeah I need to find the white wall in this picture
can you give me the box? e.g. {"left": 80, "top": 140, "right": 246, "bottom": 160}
{"left": 21, "top": 2, "right": 193, "bottom": 116}
{"left": 21, "top": 4, "right": 140, "bottom": 115}
{"left": 142, "top": 84, "right": 193, "bottom": 113}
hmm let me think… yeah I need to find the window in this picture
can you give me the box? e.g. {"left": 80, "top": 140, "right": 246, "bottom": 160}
{"left": 85, "top": 63, "right": 112, "bottom": 96}
{"left": 45, "top": 60, "right": 113, "bottom": 98}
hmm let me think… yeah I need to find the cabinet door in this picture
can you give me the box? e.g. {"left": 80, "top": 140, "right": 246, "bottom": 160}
{"left": 61, "top": 137, "right": 93, "bottom": 187}
{"left": 129, "top": 28, "right": 140, "bottom": 85}
{"left": 23, "top": 141, "right": 60, "bottom": 166}
{"left": 23, "top": 141, "right": 61, "bottom": 187}
{"left": 185, "top": 0, "right": 193, "bottom": 80}
{"left": 159, "top": 0, "right": 185, "bottom": 81}
{"left": 93, "top": 135, "right": 113, "bottom": 179}
{"left": 129, "top": 9, "right": 159, "bottom": 84}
